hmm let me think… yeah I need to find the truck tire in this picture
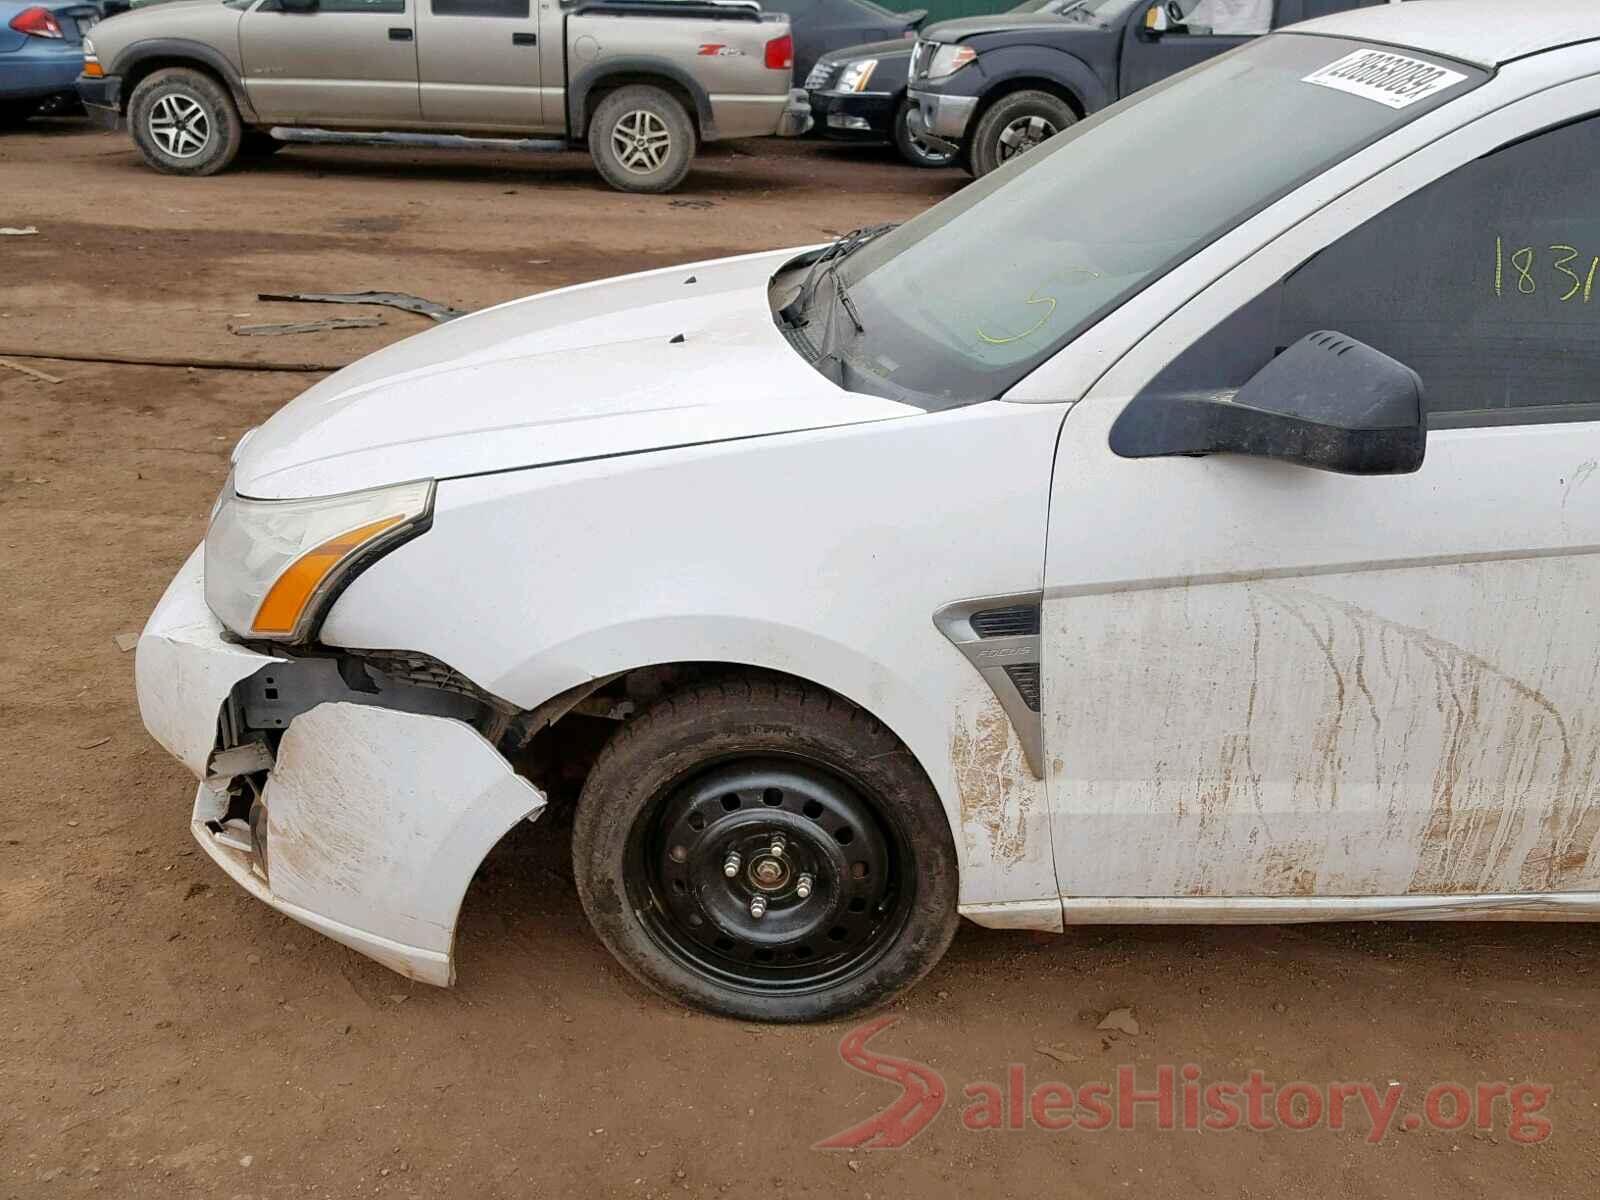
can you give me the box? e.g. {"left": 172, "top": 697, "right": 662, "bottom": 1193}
{"left": 128, "top": 67, "right": 243, "bottom": 177}
{"left": 572, "top": 675, "right": 960, "bottom": 1022}
{"left": 969, "top": 89, "right": 1076, "bottom": 178}
{"left": 892, "top": 98, "right": 956, "bottom": 169}
{"left": 587, "top": 84, "right": 696, "bottom": 194}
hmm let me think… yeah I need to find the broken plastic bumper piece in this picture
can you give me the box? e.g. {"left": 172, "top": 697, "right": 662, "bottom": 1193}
{"left": 136, "top": 546, "right": 546, "bottom": 985}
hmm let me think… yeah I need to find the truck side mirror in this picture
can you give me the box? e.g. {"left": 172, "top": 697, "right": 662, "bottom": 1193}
{"left": 1108, "top": 331, "right": 1427, "bottom": 476}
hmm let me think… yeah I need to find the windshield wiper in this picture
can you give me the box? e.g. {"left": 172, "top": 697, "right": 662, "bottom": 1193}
{"left": 778, "top": 223, "right": 896, "bottom": 329}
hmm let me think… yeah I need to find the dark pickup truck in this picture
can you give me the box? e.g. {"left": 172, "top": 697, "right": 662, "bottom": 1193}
{"left": 907, "top": 0, "right": 1388, "bottom": 176}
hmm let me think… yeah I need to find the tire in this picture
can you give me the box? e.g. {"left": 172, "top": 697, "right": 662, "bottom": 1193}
{"left": 572, "top": 675, "right": 960, "bottom": 1022}
{"left": 892, "top": 98, "right": 955, "bottom": 169}
{"left": 587, "top": 84, "right": 696, "bottom": 194}
{"left": 127, "top": 67, "right": 243, "bottom": 177}
{"left": 969, "top": 89, "right": 1076, "bottom": 178}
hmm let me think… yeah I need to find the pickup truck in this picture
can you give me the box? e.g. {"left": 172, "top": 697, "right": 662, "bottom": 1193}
{"left": 76, "top": 0, "right": 811, "bottom": 192}
{"left": 907, "top": 0, "right": 1388, "bottom": 176}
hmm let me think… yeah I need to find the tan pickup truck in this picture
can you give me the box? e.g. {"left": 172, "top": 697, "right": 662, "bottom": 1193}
{"left": 77, "top": 0, "right": 810, "bottom": 191}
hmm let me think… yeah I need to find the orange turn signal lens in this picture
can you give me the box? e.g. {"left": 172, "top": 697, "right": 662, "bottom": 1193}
{"left": 82, "top": 59, "right": 104, "bottom": 78}
{"left": 251, "top": 515, "right": 403, "bottom": 635}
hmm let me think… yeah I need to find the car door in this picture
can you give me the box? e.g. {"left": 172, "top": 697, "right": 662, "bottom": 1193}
{"left": 1116, "top": 0, "right": 1267, "bottom": 96}
{"left": 415, "top": 0, "right": 543, "bottom": 130}
{"left": 239, "top": 0, "right": 420, "bottom": 124}
{"left": 1042, "top": 79, "right": 1600, "bottom": 906}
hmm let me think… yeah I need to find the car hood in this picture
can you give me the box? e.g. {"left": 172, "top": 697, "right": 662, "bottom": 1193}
{"left": 922, "top": 13, "right": 1086, "bottom": 41}
{"left": 232, "top": 249, "right": 919, "bottom": 500}
{"left": 818, "top": 37, "right": 914, "bottom": 66}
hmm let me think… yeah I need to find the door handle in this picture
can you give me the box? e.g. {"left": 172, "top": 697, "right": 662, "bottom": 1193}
{"left": 388, "top": 26, "right": 412, "bottom": 40}
{"left": 511, "top": 31, "right": 537, "bottom": 44}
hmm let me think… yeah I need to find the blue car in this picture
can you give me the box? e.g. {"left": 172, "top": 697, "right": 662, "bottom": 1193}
{"left": 0, "top": 0, "right": 102, "bottom": 124}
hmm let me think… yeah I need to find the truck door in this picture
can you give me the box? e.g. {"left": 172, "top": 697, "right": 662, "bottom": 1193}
{"left": 1116, "top": 0, "right": 1265, "bottom": 97}
{"left": 416, "top": 0, "right": 544, "bottom": 129}
{"left": 239, "top": 0, "right": 421, "bottom": 124}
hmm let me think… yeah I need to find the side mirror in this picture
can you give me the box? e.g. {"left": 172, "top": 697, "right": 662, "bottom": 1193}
{"left": 1108, "top": 331, "right": 1426, "bottom": 476}
{"left": 278, "top": 0, "right": 318, "bottom": 12}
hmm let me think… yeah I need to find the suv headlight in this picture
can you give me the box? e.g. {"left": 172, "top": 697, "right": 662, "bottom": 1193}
{"left": 836, "top": 58, "right": 879, "bottom": 92}
{"left": 204, "top": 476, "right": 435, "bottom": 642}
{"left": 927, "top": 43, "right": 977, "bottom": 79}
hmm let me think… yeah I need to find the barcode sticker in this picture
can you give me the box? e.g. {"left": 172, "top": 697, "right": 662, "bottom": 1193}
{"left": 1302, "top": 48, "right": 1467, "bottom": 110}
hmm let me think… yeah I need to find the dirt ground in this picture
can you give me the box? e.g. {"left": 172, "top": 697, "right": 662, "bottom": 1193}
{"left": 3, "top": 120, "right": 1598, "bottom": 1199}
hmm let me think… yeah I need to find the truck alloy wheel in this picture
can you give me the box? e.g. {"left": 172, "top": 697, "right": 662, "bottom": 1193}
{"left": 588, "top": 83, "right": 696, "bottom": 193}
{"left": 147, "top": 94, "right": 211, "bottom": 159}
{"left": 127, "top": 67, "right": 244, "bottom": 177}
{"left": 970, "top": 89, "right": 1077, "bottom": 178}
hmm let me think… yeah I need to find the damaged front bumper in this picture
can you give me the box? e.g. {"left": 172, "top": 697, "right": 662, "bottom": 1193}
{"left": 136, "top": 547, "right": 546, "bottom": 986}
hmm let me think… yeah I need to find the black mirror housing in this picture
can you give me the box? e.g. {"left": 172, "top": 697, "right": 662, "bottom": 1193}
{"left": 1109, "top": 331, "right": 1425, "bottom": 476}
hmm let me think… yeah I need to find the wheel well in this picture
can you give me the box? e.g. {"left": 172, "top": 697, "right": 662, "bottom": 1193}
{"left": 971, "top": 77, "right": 1085, "bottom": 129}
{"left": 506, "top": 663, "right": 912, "bottom": 809}
{"left": 579, "top": 74, "right": 704, "bottom": 140}
{"left": 119, "top": 57, "right": 232, "bottom": 115}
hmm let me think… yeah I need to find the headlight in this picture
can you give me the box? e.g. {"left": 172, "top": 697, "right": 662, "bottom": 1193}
{"left": 926, "top": 43, "right": 977, "bottom": 79}
{"left": 203, "top": 477, "right": 434, "bottom": 642}
{"left": 836, "top": 58, "right": 879, "bottom": 93}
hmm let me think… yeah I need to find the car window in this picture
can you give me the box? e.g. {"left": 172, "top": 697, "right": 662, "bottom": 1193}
{"left": 306, "top": 0, "right": 406, "bottom": 12}
{"left": 1143, "top": 114, "right": 1600, "bottom": 429}
{"left": 1171, "top": 0, "right": 1271, "bottom": 35}
{"left": 828, "top": 34, "right": 1485, "bottom": 405}
{"left": 432, "top": 0, "right": 528, "bottom": 14}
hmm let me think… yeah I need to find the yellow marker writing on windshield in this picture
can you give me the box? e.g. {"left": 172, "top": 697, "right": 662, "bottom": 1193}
{"left": 977, "top": 290, "right": 1058, "bottom": 346}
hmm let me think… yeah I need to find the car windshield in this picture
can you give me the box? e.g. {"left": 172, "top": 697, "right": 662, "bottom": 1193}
{"left": 1009, "top": 0, "right": 1141, "bottom": 26}
{"left": 825, "top": 34, "right": 1486, "bottom": 404}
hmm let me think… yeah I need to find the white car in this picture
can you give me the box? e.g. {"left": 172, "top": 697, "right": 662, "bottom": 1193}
{"left": 138, "top": 0, "right": 1600, "bottom": 1021}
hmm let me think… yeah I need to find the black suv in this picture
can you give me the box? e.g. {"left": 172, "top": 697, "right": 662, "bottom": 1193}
{"left": 907, "top": 0, "right": 1386, "bottom": 176}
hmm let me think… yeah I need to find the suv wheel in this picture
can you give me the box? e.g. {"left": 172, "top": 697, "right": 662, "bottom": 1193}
{"left": 572, "top": 676, "right": 960, "bottom": 1021}
{"left": 128, "top": 67, "right": 243, "bottom": 177}
{"left": 587, "top": 84, "right": 696, "bottom": 193}
{"left": 970, "top": 90, "right": 1076, "bottom": 178}
{"left": 893, "top": 98, "right": 956, "bottom": 169}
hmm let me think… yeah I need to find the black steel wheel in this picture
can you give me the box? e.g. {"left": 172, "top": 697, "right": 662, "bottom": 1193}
{"left": 573, "top": 676, "right": 959, "bottom": 1021}
{"left": 629, "top": 758, "right": 908, "bottom": 991}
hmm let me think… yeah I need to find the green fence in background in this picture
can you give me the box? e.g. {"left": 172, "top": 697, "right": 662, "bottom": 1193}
{"left": 916, "top": 0, "right": 1017, "bottom": 24}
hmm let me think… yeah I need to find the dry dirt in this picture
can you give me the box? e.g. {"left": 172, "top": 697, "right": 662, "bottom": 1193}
{"left": 2, "top": 121, "right": 1597, "bottom": 1199}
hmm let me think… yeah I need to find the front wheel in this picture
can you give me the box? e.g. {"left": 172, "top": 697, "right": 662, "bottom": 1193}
{"left": 587, "top": 84, "right": 696, "bottom": 193}
{"left": 572, "top": 677, "right": 959, "bottom": 1021}
{"left": 892, "top": 98, "right": 956, "bottom": 169}
{"left": 969, "top": 90, "right": 1076, "bottom": 178}
{"left": 127, "top": 67, "right": 243, "bottom": 176}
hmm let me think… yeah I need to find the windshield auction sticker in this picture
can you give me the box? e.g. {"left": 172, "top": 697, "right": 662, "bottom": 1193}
{"left": 1302, "top": 49, "right": 1467, "bottom": 109}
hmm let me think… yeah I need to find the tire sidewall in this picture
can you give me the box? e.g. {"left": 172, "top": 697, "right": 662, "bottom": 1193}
{"left": 129, "top": 68, "right": 243, "bottom": 177}
{"left": 572, "top": 680, "right": 960, "bottom": 1022}
{"left": 971, "top": 90, "right": 1075, "bottom": 178}
{"left": 893, "top": 98, "right": 955, "bottom": 169}
{"left": 588, "top": 84, "right": 695, "bottom": 194}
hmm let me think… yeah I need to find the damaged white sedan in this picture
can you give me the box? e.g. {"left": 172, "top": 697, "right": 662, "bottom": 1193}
{"left": 139, "top": 1, "right": 1600, "bottom": 1021}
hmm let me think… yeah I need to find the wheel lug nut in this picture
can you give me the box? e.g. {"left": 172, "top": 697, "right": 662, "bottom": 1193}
{"left": 796, "top": 873, "right": 814, "bottom": 900}
{"left": 749, "top": 895, "right": 767, "bottom": 919}
{"left": 722, "top": 851, "right": 741, "bottom": 878}
{"left": 769, "top": 834, "right": 786, "bottom": 859}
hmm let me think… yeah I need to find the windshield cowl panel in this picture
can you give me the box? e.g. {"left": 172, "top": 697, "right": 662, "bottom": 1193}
{"left": 835, "top": 35, "right": 1486, "bottom": 404}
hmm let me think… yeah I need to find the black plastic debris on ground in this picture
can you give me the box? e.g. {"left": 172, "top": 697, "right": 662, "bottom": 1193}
{"left": 257, "top": 291, "right": 469, "bottom": 323}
